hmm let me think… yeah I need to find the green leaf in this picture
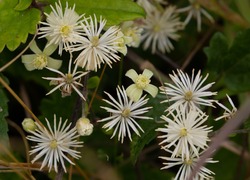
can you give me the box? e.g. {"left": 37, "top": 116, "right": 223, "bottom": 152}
{"left": 39, "top": 91, "right": 78, "bottom": 123}
{"left": 0, "top": 0, "right": 40, "bottom": 52}
{"left": 87, "top": 76, "right": 100, "bottom": 89}
{"left": 0, "top": 84, "right": 9, "bottom": 147}
{"left": 130, "top": 119, "right": 160, "bottom": 165}
{"left": 224, "top": 54, "right": 250, "bottom": 91}
{"left": 44, "top": 0, "right": 145, "bottom": 26}
{"left": 14, "top": 0, "right": 32, "bottom": 11}
{"left": 130, "top": 95, "right": 165, "bottom": 165}
{"left": 204, "top": 32, "right": 229, "bottom": 75}
{"left": 204, "top": 29, "right": 250, "bottom": 92}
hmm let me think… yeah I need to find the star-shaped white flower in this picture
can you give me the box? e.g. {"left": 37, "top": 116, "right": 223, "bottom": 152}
{"left": 177, "top": 0, "right": 214, "bottom": 32}
{"left": 160, "top": 150, "right": 217, "bottom": 180}
{"left": 156, "top": 106, "right": 212, "bottom": 160}
{"left": 125, "top": 69, "right": 158, "bottom": 102}
{"left": 215, "top": 94, "right": 237, "bottom": 121}
{"left": 22, "top": 41, "right": 62, "bottom": 71}
{"left": 160, "top": 69, "right": 217, "bottom": 112}
{"left": 71, "top": 15, "right": 122, "bottom": 71}
{"left": 43, "top": 59, "right": 88, "bottom": 100}
{"left": 27, "top": 115, "right": 83, "bottom": 172}
{"left": 98, "top": 86, "right": 152, "bottom": 143}
{"left": 38, "top": 1, "right": 85, "bottom": 55}
{"left": 140, "top": 5, "right": 183, "bottom": 54}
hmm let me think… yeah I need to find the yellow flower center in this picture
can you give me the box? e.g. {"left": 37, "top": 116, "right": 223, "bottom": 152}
{"left": 65, "top": 73, "right": 74, "bottom": 84}
{"left": 192, "top": 2, "right": 200, "bottom": 10}
{"left": 135, "top": 74, "right": 150, "bottom": 89}
{"left": 60, "top": 25, "right": 71, "bottom": 37}
{"left": 50, "top": 139, "right": 58, "bottom": 149}
{"left": 122, "top": 108, "right": 131, "bottom": 117}
{"left": 91, "top": 36, "right": 99, "bottom": 47}
{"left": 153, "top": 24, "right": 161, "bottom": 32}
{"left": 184, "top": 158, "right": 193, "bottom": 165}
{"left": 33, "top": 54, "right": 48, "bottom": 69}
{"left": 180, "top": 128, "right": 187, "bottom": 136}
{"left": 184, "top": 91, "right": 193, "bottom": 101}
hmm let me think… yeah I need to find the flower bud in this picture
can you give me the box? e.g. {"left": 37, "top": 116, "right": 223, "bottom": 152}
{"left": 76, "top": 117, "right": 93, "bottom": 136}
{"left": 22, "top": 118, "right": 37, "bottom": 132}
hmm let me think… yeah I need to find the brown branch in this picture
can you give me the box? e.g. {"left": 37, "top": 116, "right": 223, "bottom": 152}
{"left": 181, "top": 27, "right": 214, "bottom": 70}
{"left": 189, "top": 96, "right": 250, "bottom": 179}
{"left": 0, "top": 77, "right": 43, "bottom": 127}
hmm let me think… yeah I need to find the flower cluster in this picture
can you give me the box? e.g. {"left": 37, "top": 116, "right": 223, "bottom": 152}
{"left": 21, "top": 1, "right": 144, "bottom": 100}
{"left": 18, "top": 0, "right": 240, "bottom": 178}
{"left": 157, "top": 69, "right": 237, "bottom": 179}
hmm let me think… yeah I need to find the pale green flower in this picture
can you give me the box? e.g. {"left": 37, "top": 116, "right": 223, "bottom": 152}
{"left": 114, "top": 31, "right": 128, "bottom": 55}
{"left": 120, "top": 21, "right": 143, "bottom": 48}
{"left": 22, "top": 41, "right": 62, "bottom": 71}
{"left": 125, "top": 69, "right": 158, "bottom": 102}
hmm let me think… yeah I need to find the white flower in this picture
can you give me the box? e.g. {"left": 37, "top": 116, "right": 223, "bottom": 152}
{"left": 160, "top": 69, "right": 217, "bottom": 112}
{"left": 125, "top": 69, "right": 158, "bottom": 102}
{"left": 71, "top": 15, "right": 122, "bottom": 71}
{"left": 43, "top": 59, "right": 88, "bottom": 100}
{"left": 215, "top": 94, "right": 237, "bottom": 121}
{"left": 22, "top": 41, "right": 62, "bottom": 71}
{"left": 38, "top": 1, "right": 85, "bottom": 55}
{"left": 98, "top": 86, "right": 152, "bottom": 143}
{"left": 176, "top": 0, "right": 214, "bottom": 32}
{"left": 160, "top": 150, "right": 217, "bottom": 180}
{"left": 27, "top": 115, "right": 83, "bottom": 172}
{"left": 76, "top": 117, "right": 94, "bottom": 136}
{"left": 140, "top": 6, "right": 183, "bottom": 54}
{"left": 156, "top": 107, "right": 212, "bottom": 160}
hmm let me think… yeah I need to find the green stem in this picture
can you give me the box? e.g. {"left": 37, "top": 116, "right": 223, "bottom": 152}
{"left": 118, "top": 55, "right": 124, "bottom": 86}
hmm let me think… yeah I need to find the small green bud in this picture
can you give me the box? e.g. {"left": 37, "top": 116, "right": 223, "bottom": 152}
{"left": 22, "top": 118, "right": 37, "bottom": 133}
